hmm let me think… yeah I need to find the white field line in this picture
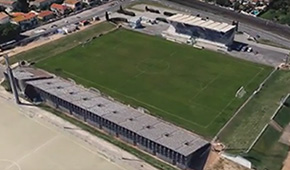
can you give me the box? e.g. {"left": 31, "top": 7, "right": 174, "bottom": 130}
{"left": 1, "top": 95, "right": 131, "bottom": 170}
{"left": 213, "top": 68, "right": 277, "bottom": 142}
{"left": 246, "top": 93, "right": 290, "bottom": 153}
{"left": 0, "top": 159, "right": 21, "bottom": 170}
{"left": 4, "top": 135, "right": 59, "bottom": 170}
{"left": 205, "top": 67, "right": 265, "bottom": 129}
{"left": 63, "top": 70, "right": 205, "bottom": 128}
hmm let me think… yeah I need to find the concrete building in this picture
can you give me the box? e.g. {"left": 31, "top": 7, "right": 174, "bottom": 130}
{"left": 50, "top": 3, "right": 70, "bottom": 16}
{"left": 0, "top": 12, "right": 10, "bottom": 24}
{"left": 63, "top": 0, "right": 81, "bottom": 11}
{"left": 38, "top": 10, "right": 55, "bottom": 21}
{"left": 128, "top": 16, "right": 142, "bottom": 29}
{"left": 11, "top": 12, "right": 38, "bottom": 31}
{"left": 0, "top": 0, "right": 17, "bottom": 12}
{"left": 163, "top": 13, "right": 236, "bottom": 50}
{"left": 81, "top": 0, "right": 95, "bottom": 6}
{"left": 30, "top": 0, "right": 58, "bottom": 9}
{"left": 7, "top": 67, "right": 211, "bottom": 170}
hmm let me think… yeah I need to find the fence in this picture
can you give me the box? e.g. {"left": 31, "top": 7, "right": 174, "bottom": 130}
{"left": 246, "top": 93, "right": 290, "bottom": 152}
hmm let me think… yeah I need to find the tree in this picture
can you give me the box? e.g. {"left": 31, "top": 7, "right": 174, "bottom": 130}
{"left": 0, "top": 23, "right": 21, "bottom": 44}
{"left": 14, "top": 0, "right": 29, "bottom": 12}
{"left": 0, "top": 5, "right": 5, "bottom": 12}
{"left": 233, "top": 2, "right": 241, "bottom": 11}
{"left": 216, "top": 0, "right": 231, "bottom": 7}
{"left": 105, "top": 11, "right": 110, "bottom": 21}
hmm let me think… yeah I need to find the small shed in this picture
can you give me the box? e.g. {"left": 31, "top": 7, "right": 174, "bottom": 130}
{"left": 128, "top": 16, "right": 142, "bottom": 29}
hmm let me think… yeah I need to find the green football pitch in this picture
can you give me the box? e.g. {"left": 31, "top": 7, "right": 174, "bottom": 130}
{"left": 35, "top": 28, "right": 272, "bottom": 137}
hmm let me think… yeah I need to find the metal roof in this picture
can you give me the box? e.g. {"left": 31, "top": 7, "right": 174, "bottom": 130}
{"left": 25, "top": 73, "right": 209, "bottom": 156}
{"left": 11, "top": 67, "right": 53, "bottom": 81}
{"left": 167, "top": 13, "right": 235, "bottom": 33}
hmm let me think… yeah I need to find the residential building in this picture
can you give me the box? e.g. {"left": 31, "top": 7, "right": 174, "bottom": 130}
{"left": 30, "top": 0, "right": 58, "bottom": 9}
{"left": 63, "top": 0, "right": 81, "bottom": 11}
{"left": 0, "top": 0, "right": 17, "bottom": 12}
{"left": 0, "top": 12, "right": 10, "bottom": 24}
{"left": 50, "top": 3, "right": 70, "bottom": 15}
{"left": 38, "top": 10, "right": 54, "bottom": 21}
{"left": 11, "top": 12, "right": 38, "bottom": 31}
{"left": 82, "top": 0, "right": 95, "bottom": 6}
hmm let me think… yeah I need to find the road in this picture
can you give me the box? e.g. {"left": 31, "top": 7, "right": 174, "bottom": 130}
{"left": 22, "top": 0, "right": 127, "bottom": 37}
{"left": 21, "top": 0, "right": 290, "bottom": 50}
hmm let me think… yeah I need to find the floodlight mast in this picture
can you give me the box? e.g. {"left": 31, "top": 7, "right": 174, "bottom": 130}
{"left": 3, "top": 53, "right": 20, "bottom": 104}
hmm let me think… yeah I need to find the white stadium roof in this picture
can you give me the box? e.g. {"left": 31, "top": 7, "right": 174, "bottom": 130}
{"left": 167, "top": 14, "right": 236, "bottom": 33}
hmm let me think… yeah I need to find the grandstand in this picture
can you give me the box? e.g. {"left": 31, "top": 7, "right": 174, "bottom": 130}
{"left": 163, "top": 13, "right": 236, "bottom": 50}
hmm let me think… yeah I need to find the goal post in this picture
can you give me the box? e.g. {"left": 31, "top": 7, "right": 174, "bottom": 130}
{"left": 235, "top": 86, "right": 246, "bottom": 98}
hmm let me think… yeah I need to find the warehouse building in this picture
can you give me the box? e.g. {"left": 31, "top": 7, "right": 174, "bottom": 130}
{"left": 6, "top": 67, "right": 211, "bottom": 170}
{"left": 163, "top": 13, "right": 236, "bottom": 50}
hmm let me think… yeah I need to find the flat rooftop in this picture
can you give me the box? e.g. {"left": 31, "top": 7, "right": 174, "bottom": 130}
{"left": 167, "top": 13, "right": 236, "bottom": 33}
{"left": 24, "top": 70, "right": 209, "bottom": 156}
{"left": 9, "top": 67, "right": 53, "bottom": 81}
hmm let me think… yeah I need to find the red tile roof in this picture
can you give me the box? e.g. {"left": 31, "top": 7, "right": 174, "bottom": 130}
{"left": 0, "top": 12, "right": 9, "bottom": 20}
{"left": 38, "top": 10, "right": 54, "bottom": 18}
{"left": 64, "top": 0, "right": 80, "bottom": 5}
{"left": 0, "top": 0, "right": 16, "bottom": 6}
{"left": 12, "top": 12, "right": 36, "bottom": 22}
{"left": 51, "top": 3, "right": 68, "bottom": 10}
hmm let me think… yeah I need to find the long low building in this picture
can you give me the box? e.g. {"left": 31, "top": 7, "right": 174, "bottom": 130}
{"left": 163, "top": 13, "right": 236, "bottom": 50}
{"left": 6, "top": 67, "right": 211, "bottom": 170}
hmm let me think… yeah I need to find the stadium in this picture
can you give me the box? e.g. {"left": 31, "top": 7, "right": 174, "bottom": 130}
{"left": 163, "top": 13, "right": 236, "bottom": 50}
{"left": 6, "top": 21, "right": 272, "bottom": 170}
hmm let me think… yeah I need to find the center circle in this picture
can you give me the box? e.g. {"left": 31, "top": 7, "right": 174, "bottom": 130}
{"left": 137, "top": 59, "right": 170, "bottom": 74}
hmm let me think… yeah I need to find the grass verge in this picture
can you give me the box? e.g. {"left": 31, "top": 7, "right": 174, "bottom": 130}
{"left": 244, "top": 126, "right": 289, "bottom": 170}
{"left": 219, "top": 70, "right": 290, "bottom": 151}
{"left": 10, "top": 22, "right": 116, "bottom": 64}
{"left": 274, "top": 105, "right": 290, "bottom": 128}
{"left": 39, "top": 104, "right": 177, "bottom": 170}
{"left": 1, "top": 79, "right": 11, "bottom": 92}
{"left": 257, "top": 39, "right": 290, "bottom": 50}
{"left": 34, "top": 28, "right": 271, "bottom": 138}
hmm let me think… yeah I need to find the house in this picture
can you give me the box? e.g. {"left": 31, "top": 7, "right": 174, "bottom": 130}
{"left": 82, "top": 0, "right": 95, "bottom": 6}
{"left": 0, "top": 0, "right": 17, "bottom": 12}
{"left": 11, "top": 12, "right": 38, "bottom": 31}
{"left": 0, "top": 12, "right": 10, "bottom": 24}
{"left": 50, "top": 3, "right": 70, "bottom": 15}
{"left": 38, "top": 10, "right": 54, "bottom": 21}
{"left": 63, "top": 0, "right": 81, "bottom": 11}
{"left": 30, "top": 0, "right": 58, "bottom": 9}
